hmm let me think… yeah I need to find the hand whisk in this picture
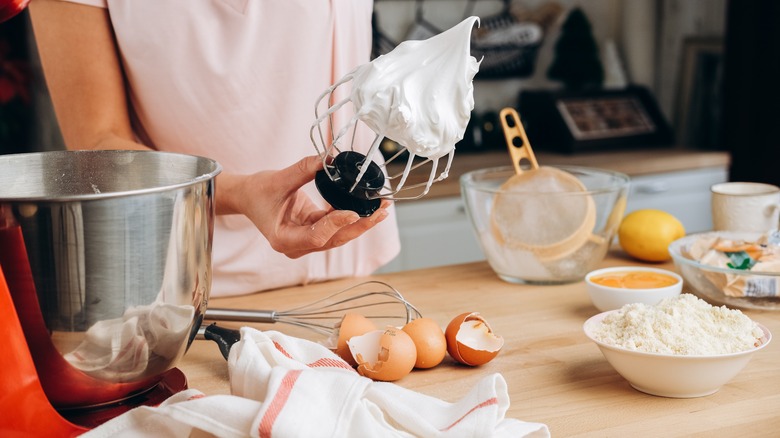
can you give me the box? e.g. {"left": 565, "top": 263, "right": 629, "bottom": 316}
{"left": 202, "top": 280, "right": 422, "bottom": 338}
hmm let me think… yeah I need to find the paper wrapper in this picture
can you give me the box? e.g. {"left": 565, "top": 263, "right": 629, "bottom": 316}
{"left": 684, "top": 235, "right": 780, "bottom": 298}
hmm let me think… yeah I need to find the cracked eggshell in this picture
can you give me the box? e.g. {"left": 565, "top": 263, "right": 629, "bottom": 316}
{"left": 333, "top": 313, "right": 377, "bottom": 367}
{"left": 445, "top": 312, "right": 504, "bottom": 366}
{"left": 402, "top": 317, "right": 447, "bottom": 369}
{"left": 349, "top": 326, "right": 417, "bottom": 381}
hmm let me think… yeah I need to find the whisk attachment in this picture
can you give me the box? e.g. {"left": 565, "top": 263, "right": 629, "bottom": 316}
{"left": 310, "top": 16, "right": 480, "bottom": 215}
{"left": 313, "top": 128, "right": 455, "bottom": 216}
{"left": 309, "top": 68, "right": 457, "bottom": 216}
{"left": 203, "top": 280, "right": 422, "bottom": 338}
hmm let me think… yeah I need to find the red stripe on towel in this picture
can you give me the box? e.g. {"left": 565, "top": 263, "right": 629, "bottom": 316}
{"left": 308, "top": 357, "right": 356, "bottom": 371}
{"left": 273, "top": 340, "right": 355, "bottom": 371}
{"left": 258, "top": 369, "right": 303, "bottom": 438}
{"left": 441, "top": 397, "right": 499, "bottom": 432}
{"left": 273, "top": 341, "right": 294, "bottom": 359}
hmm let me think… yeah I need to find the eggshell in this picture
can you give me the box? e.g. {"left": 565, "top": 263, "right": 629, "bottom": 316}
{"left": 402, "top": 318, "right": 447, "bottom": 369}
{"left": 445, "top": 312, "right": 504, "bottom": 366}
{"left": 334, "top": 313, "right": 377, "bottom": 366}
{"left": 349, "top": 326, "right": 416, "bottom": 381}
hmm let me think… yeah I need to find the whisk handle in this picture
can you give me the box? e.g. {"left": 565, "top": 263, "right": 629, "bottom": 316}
{"left": 204, "top": 307, "right": 277, "bottom": 323}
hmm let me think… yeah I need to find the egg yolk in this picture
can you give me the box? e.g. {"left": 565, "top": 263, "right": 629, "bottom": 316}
{"left": 590, "top": 271, "right": 678, "bottom": 289}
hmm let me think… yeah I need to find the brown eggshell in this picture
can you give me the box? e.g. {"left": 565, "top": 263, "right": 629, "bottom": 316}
{"left": 334, "top": 313, "right": 376, "bottom": 367}
{"left": 445, "top": 312, "right": 504, "bottom": 366}
{"left": 351, "top": 326, "right": 416, "bottom": 382}
{"left": 402, "top": 317, "right": 447, "bottom": 369}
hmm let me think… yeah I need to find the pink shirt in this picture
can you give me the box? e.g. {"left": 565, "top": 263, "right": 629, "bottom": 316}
{"left": 63, "top": 0, "right": 400, "bottom": 296}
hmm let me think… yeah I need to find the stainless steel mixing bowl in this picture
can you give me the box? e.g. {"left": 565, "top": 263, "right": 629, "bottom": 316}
{"left": 0, "top": 150, "right": 221, "bottom": 409}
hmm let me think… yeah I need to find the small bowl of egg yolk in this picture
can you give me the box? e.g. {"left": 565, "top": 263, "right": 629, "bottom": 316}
{"left": 585, "top": 266, "right": 683, "bottom": 312}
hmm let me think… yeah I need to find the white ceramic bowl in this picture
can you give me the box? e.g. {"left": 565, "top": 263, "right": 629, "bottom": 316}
{"left": 585, "top": 266, "right": 683, "bottom": 312}
{"left": 583, "top": 311, "right": 772, "bottom": 398}
{"left": 669, "top": 231, "right": 780, "bottom": 310}
{"left": 460, "top": 166, "right": 629, "bottom": 284}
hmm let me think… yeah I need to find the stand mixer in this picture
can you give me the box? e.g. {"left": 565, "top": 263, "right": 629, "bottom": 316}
{"left": 0, "top": 151, "right": 220, "bottom": 433}
{"left": 311, "top": 16, "right": 481, "bottom": 216}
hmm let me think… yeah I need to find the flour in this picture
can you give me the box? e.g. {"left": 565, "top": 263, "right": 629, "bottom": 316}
{"left": 591, "top": 294, "right": 764, "bottom": 355}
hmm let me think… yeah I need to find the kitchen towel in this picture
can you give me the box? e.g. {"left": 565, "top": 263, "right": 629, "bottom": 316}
{"left": 82, "top": 327, "right": 550, "bottom": 438}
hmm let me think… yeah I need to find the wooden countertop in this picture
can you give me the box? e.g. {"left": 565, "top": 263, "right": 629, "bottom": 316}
{"left": 386, "top": 148, "right": 730, "bottom": 199}
{"left": 180, "top": 250, "right": 779, "bottom": 437}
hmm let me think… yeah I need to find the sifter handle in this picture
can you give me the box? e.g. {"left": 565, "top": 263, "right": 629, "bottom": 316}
{"left": 499, "top": 107, "right": 539, "bottom": 175}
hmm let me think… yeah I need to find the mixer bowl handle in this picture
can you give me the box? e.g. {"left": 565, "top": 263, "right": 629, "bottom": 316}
{"left": 202, "top": 323, "right": 242, "bottom": 360}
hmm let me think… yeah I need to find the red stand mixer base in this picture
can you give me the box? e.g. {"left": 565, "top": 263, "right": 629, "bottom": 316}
{"left": 0, "top": 265, "right": 188, "bottom": 435}
{"left": 60, "top": 368, "right": 188, "bottom": 429}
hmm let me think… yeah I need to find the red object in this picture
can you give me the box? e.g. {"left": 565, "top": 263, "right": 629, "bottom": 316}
{"left": 0, "top": 223, "right": 188, "bottom": 432}
{"left": 0, "top": 263, "right": 188, "bottom": 433}
{"left": 0, "top": 0, "right": 29, "bottom": 23}
{"left": 0, "top": 224, "right": 162, "bottom": 409}
{"left": 0, "top": 265, "right": 87, "bottom": 436}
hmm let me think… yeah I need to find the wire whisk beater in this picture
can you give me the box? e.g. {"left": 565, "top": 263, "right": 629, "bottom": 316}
{"left": 310, "top": 74, "right": 456, "bottom": 217}
{"left": 309, "top": 16, "right": 481, "bottom": 217}
{"left": 203, "top": 280, "right": 421, "bottom": 338}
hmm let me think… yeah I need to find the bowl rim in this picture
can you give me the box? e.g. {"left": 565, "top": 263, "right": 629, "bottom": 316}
{"left": 459, "top": 165, "right": 630, "bottom": 196}
{"left": 0, "top": 150, "right": 223, "bottom": 202}
{"left": 583, "top": 309, "right": 772, "bottom": 359}
{"left": 585, "top": 266, "right": 683, "bottom": 292}
{"left": 668, "top": 231, "right": 780, "bottom": 276}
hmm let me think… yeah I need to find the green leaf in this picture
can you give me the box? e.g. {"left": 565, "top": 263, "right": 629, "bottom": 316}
{"left": 725, "top": 251, "right": 755, "bottom": 270}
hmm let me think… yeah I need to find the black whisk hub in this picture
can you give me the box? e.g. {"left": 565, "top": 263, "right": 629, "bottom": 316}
{"left": 315, "top": 151, "right": 385, "bottom": 217}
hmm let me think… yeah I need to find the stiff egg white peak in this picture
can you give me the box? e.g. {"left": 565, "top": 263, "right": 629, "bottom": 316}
{"left": 350, "top": 16, "right": 481, "bottom": 159}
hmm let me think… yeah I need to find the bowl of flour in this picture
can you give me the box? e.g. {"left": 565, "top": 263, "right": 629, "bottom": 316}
{"left": 583, "top": 294, "right": 771, "bottom": 398}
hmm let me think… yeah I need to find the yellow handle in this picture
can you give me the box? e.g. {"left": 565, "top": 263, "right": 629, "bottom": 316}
{"left": 499, "top": 107, "right": 538, "bottom": 175}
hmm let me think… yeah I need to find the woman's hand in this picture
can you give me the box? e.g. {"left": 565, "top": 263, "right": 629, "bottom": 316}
{"left": 219, "top": 156, "right": 390, "bottom": 259}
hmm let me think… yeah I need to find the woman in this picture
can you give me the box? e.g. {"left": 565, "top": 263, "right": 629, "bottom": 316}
{"left": 28, "top": 0, "right": 401, "bottom": 296}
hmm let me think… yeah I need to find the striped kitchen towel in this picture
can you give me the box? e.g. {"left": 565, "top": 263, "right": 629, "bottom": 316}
{"left": 82, "top": 327, "right": 549, "bottom": 438}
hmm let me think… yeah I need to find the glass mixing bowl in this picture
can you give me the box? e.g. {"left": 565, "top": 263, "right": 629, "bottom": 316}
{"left": 669, "top": 231, "right": 780, "bottom": 310}
{"left": 460, "top": 165, "right": 630, "bottom": 284}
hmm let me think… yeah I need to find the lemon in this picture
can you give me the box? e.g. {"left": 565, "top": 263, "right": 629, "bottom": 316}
{"left": 618, "top": 209, "right": 685, "bottom": 262}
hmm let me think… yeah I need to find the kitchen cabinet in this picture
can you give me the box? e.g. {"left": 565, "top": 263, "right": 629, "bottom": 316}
{"left": 379, "top": 163, "right": 728, "bottom": 273}
{"left": 379, "top": 196, "right": 482, "bottom": 273}
{"left": 624, "top": 166, "right": 727, "bottom": 232}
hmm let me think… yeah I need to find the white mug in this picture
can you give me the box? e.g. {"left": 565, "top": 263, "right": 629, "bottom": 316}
{"left": 711, "top": 182, "right": 780, "bottom": 232}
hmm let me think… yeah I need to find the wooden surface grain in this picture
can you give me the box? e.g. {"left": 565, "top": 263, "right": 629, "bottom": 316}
{"left": 180, "top": 250, "right": 779, "bottom": 437}
{"left": 386, "top": 149, "right": 730, "bottom": 199}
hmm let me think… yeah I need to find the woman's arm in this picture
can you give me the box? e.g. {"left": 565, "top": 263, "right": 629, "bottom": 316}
{"left": 29, "top": 0, "right": 142, "bottom": 150}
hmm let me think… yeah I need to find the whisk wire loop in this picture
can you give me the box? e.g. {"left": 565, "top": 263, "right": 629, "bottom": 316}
{"left": 204, "top": 281, "right": 421, "bottom": 338}
{"left": 309, "top": 75, "right": 456, "bottom": 203}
